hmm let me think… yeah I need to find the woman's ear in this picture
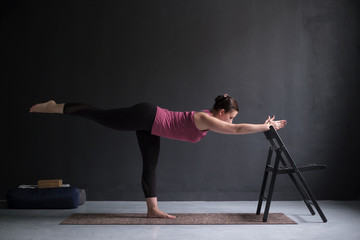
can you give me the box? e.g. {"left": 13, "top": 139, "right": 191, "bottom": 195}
{"left": 219, "top": 109, "right": 225, "bottom": 116}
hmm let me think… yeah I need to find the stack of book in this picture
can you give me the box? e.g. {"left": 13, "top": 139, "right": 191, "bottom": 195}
{"left": 18, "top": 179, "right": 70, "bottom": 189}
{"left": 37, "top": 179, "right": 63, "bottom": 188}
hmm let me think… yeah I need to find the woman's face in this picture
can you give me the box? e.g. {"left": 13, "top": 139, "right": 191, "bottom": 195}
{"left": 214, "top": 109, "right": 238, "bottom": 123}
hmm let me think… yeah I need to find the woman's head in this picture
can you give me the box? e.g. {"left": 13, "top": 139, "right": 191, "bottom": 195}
{"left": 211, "top": 94, "right": 239, "bottom": 123}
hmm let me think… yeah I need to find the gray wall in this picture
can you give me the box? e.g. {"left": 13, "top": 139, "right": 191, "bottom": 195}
{"left": 1, "top": 0, "right": 359, "bottom": 201}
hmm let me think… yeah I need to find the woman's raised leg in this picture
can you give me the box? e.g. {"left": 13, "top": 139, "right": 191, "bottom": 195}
{"left": 30, "top": 101, "right": 156, "bottom": 132}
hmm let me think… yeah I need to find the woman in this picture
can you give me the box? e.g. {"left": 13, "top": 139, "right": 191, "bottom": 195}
{"left": 29, "top": 94, "right": 287, "bottom": 218}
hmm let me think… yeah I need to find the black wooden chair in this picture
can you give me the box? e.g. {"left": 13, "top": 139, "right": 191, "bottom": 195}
{"left": 256, "top": 126, "right": 327, "bottom": 222}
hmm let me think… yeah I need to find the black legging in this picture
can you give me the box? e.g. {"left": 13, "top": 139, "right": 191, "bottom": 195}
{"left": 64, "top": 102, "right": 159, "bottom": 198}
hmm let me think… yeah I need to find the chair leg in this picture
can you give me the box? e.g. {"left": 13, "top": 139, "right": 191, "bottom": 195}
{"left": 256, "top": 170, "right": 268, "bottom": 215}
{"left": 288, "top": 173, "right": 316, "bottom": 215}
{"left": 262, "top": 151, "right": 281, "bottom": 222}
{"left": 283, "top": 151, "right": 327, "bottom": 222}
{"left": 256, "top": 148, "right": 273, "bottom": 215}
{"left": 279, "top": 157, "right": 316, "bottom": 215}
{"left": 294, "top": 171, "right": 328, "bottom": 222}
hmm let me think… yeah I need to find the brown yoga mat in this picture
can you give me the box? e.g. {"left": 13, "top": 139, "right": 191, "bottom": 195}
{"left": 60, "top": 213, "right": 296, "bottom": 225}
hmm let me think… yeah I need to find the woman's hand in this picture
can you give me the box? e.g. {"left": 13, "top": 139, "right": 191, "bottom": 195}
{"left": 264, "top": 115, "right": 287, "bottom": 130}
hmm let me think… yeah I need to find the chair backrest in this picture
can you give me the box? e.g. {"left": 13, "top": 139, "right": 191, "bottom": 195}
{"left": 264, "top": 126, "right": 286, "bottom": 151}
{"left": 264, "top": 126, "right": 296, "bottom": 168}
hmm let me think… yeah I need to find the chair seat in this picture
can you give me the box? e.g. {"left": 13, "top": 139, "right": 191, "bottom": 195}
{"left": 266, "top": 163, "right": 327, "bottom": 174}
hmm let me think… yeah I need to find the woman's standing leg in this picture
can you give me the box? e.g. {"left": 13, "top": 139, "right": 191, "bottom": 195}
{"left": 136, "top": 130, "right": 175, "bottom": 218}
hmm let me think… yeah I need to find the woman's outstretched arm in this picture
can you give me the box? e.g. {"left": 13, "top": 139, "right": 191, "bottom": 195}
{"left": 194, "top": 112, "right": 287, "bottom": 135}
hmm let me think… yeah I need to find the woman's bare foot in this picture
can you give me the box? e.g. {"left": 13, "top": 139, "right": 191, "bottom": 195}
{"left": 29, "top": 100, "right": 64, "bottom": 114}
{"left": 147, "top": 208, "right": 176, "bottom": 219}
{"left": 145, "top": 197, "right": 176, "bottom": 219}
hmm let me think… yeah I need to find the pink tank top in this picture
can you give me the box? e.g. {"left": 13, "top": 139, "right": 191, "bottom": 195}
{"left": 151, "top": 107, "right": 211, "bottom": 143}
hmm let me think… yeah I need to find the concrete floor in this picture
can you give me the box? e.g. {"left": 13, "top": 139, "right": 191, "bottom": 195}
{"left": 0, "top": 201, "right": 359, "bottom": 240}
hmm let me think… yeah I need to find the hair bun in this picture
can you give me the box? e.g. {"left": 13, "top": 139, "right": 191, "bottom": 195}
{"left": 215, "top": 94, "right": 230, "bottom": 102}
{"left": 212, "top": 93, "right": 239, "bottom": 113}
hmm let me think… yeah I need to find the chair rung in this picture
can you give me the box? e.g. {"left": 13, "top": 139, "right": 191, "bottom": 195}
{"left": 266, "top": 163, "right": 327, "bottom": 174}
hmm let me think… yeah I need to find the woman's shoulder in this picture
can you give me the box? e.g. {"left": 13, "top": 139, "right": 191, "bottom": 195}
{"left": 194, "top": 111, "right": 211, "bottom": 118}
{"left": 200, "top": 109, "right": 211, "bottom": 114}
{"left": 193, "top": 111, "right": 213, "bottom": 131}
